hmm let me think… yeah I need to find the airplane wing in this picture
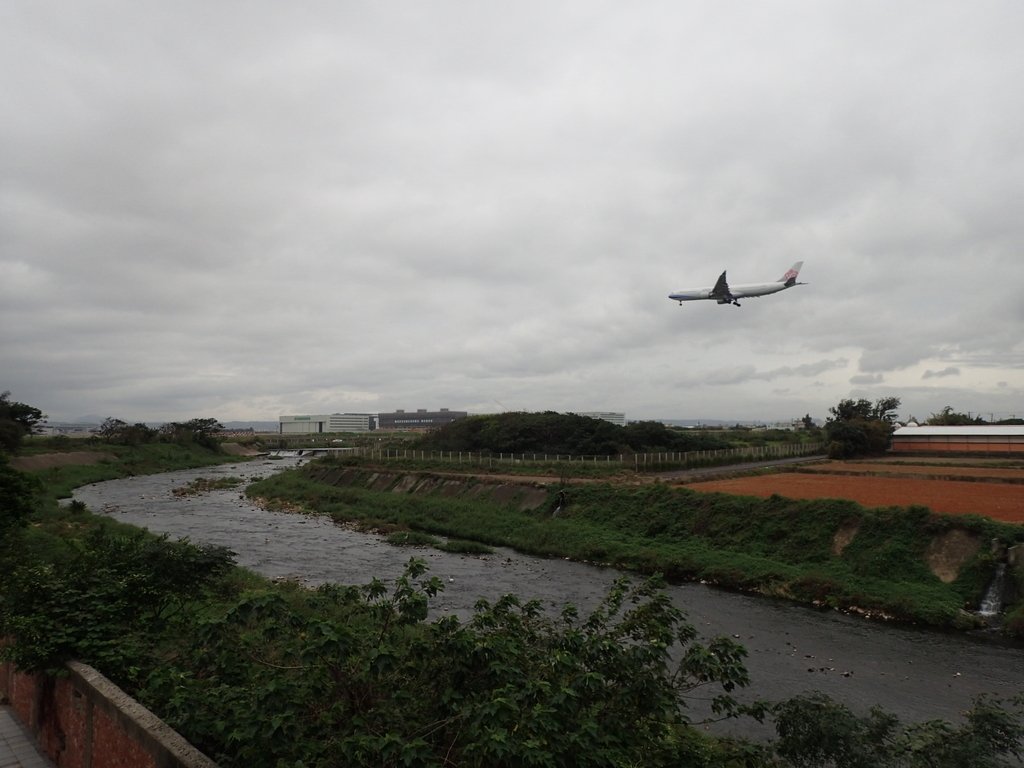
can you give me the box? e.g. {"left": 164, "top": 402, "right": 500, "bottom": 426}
{"left": 710, "top": 270, "right": 731, "bottom": 300}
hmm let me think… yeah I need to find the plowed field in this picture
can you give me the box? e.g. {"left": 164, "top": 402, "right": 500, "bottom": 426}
{"left": 801, "top": 460, "right": 1024, "bottom": 481}
{"left": 686, "top": 469, "right": 1024, "bottom": 523}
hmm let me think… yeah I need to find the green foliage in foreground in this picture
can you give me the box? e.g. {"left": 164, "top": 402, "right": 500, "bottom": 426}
{"left": 248, "top": 463, "right": 1024, "bottom": 633}
{"left": 2, "top": 513, "right": 1023, "bottom": 768}
{"left": 773, "top": 691, "right": 1024, "bottom": 768}
{"left": 1, "top": 526, "right": 235, "bottom": 676}
{"left": 0, "top": 454, "right": 40, "bottom": 535}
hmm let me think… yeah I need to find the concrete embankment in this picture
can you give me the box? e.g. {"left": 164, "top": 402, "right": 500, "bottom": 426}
{"left": 304, "top": 465, "right": 554, "bottom": 511}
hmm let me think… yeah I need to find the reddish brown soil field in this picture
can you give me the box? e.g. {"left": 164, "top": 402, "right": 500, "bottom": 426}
{"left": 686, "top": 472, "right": 1024, "bottom": 523}
{"left": 802, "top": 460, "right": 1024, "bottom": 481}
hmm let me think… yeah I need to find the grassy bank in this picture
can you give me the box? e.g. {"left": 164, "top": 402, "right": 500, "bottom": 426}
{"left": 247, "top": 460, "right": 1024, "bottom": 634}
{"left": 6, "top": 447, "right": 1024, "bottom": 765}
{"left": 19, "top": 442, "right": 248, "bottom": 503}
{"left": 8, "top": 506, "right": 1024, "bottom": 768}
{"left": 0, "top": 494, "right": 772, "bottom": 766}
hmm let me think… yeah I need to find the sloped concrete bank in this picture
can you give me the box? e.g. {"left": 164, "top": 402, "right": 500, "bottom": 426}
{"left": 305, "top": 465, "right": 553, "bottom": 512}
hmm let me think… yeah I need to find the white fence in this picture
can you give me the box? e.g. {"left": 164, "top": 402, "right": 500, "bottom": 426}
{"left": 346, "top": 441, "right": 826, "bottom": 470}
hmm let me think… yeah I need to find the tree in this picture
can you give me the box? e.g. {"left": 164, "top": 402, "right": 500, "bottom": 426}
{"left": 927, "top": 406, "right": 986, "bottom": 426}
{"left": 99, "top": 418, "right": 157, "bottom": 446}
{"left": 0, "top": 455, "right": 38, "bottom": 538}
{"left": 824, "top": 397, "right": 901, "bottom": 459}
{"left": 0, "top": 391, "right": 46, "bottom": 453}
{"left": 159, "top": 418, "right": 223, "bottom": 450}
{"left": 98, "top": 417, "right": 128, "bottom": 442}
{"left": 773, "top": 691, "right": 1024, "bottom": 767}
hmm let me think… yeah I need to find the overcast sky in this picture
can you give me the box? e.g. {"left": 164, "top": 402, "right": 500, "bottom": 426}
{"left": 3, "top": 2, "right": 1023, "bottom": 425}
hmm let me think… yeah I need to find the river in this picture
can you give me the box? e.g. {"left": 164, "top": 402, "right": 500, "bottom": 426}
{"left": 72, "top": 458, "right": 1023, "bottom": 736}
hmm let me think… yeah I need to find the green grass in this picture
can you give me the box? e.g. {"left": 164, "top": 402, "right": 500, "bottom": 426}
{"left": 246, "top": 462, "right": 1024, "bottom": 635}
{"left": 6, "top": 442, "right": 249, "bottom": 574}
{"left": 18, "top": 443, "right": 249, "bottom": 502}
{"left": 172, "top": 476, "right": 245, "bottom": 496}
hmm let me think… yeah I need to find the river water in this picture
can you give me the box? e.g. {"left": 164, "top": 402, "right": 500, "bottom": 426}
{"left": 73, "top": 458, "right": 1023, "bottom": 736}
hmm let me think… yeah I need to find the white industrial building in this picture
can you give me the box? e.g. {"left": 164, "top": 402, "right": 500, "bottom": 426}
{"left": 279, "top": 413, "right": 375, "bottom": 434}
{"left": 891, "top": 425, "right": 1024, "bottom": 455}
{"left": 575, "top": 412, "right": 627, "bottom": 426}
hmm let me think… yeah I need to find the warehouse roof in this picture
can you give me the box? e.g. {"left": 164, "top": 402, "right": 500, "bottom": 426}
{"left": 893, "top": 425, "right": 1024, "bottom": 437}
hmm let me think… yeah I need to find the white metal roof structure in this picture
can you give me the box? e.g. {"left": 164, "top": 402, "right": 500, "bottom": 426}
{"left": 891, "top": 424, "right": 1024, "bottom": 454}
{"left": 893, "top": 425, "right": 1024, "bottom": 437}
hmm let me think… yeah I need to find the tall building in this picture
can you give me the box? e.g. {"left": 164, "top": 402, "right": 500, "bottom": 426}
{"left": 376, "top": 408, "right": 468, "bottom": 431}
{"left": 574, "top": 411, "right": 626, "bottom": 427}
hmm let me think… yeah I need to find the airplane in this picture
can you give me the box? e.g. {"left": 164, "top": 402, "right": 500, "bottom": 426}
{"left": 669, "top": 261, "right": 805, "bottom": 307}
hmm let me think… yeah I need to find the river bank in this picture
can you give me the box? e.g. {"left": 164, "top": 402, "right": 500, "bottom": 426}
{"left": 246, "top": 457, "right": 1024, "bottom": 636}
{"left": 72, "top": 458, "right": 1024, "bottom": 736}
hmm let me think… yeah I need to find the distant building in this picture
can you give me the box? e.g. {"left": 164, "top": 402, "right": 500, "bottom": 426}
{"left": 574, "top": 412, "right": 626, "bottom": 427}
{"left": 377, "top": 408, "right": 468, "bottom": 431}
{"left": 279, "top": 413, "right": 376, "bottom": 434}
{"left": 36, "top": 423, "right": 98, "bottom": 436}
{"left": 890, "top": 425, "right": 1024, "bottom": 455}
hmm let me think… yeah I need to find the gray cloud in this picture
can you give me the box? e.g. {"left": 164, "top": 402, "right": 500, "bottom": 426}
{"left": 3, "top": 2, "right": 1023, "bottom": 424}
{"left": 922, "top": 367, "right": 961, "bottom": 380}
{"left": 850, "top": 374, "right": 885, "bottom": 385}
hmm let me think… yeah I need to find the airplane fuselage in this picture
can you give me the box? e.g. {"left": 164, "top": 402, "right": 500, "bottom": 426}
{"left": 669, "top": 281, "right": 789, "bottom": 303}
{"left": 669, "top": 262, "right": 805, "bottom": 307}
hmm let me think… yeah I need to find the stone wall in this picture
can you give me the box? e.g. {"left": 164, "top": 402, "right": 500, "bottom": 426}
{"left": 0, "top": 658, "right": 216, "bottom": 768}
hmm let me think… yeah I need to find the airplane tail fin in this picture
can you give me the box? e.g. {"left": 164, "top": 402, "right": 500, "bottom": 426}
{"left": 779, "top": 261, "right": 804, "bottom": 286}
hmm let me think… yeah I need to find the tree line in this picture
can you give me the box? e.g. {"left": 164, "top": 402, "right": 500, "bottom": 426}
{"left": 3, "top": 393, "right": 1024, "bottom": 764}
{"left": 414, "top": 411, "right": 732, "bottom": 455}
{"left": 96, "top": 416, "right": 224, "bottom": 450}
{"left": 824, "top": 399, "right": 1022, "bottom": 459}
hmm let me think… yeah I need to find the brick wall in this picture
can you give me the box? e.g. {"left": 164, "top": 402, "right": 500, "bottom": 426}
{"left": 0, "top": 658, "right": 217, "bottom": 768}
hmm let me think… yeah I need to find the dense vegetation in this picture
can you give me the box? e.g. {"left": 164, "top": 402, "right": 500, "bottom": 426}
{"left": 824, "top": 397, "right": 901, "bottom": 459}
{"left": 3, "top": 501, "right": 1024, "bottom": 767}
{"left": 248, "top": 459, "right": 1024, "bottom": 635}
{"left": 4, "top": 397, "right": 1024, "bottom": 765}
{"left": 413, "top": 411, "right": 734, "bottom": 455}
{"left": 0, "top": 390, "right": 46, "bottom": 453}
{"left": 924, "top": 405, "right": 1024, "bottom": 426}
{"left": 97, "top": 415, "right": 225, "bottom": 449}
{"left": 22, "top": 441, "right": 243, "bottom": 502}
